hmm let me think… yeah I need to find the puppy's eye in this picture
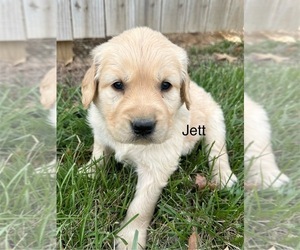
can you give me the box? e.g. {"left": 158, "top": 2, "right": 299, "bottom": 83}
{"left": 112, "top": 81, "right": 124, "bottom": 91}
{"left": 161, "top": 81, "right": 172, "bottom": 91}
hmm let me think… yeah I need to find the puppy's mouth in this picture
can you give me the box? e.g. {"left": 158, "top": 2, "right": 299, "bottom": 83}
{"left": 130, "top": 135, "right": 156, "bottom": 144}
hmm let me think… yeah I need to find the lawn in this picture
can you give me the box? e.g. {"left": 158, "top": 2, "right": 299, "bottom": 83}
{"left": 0, "top": 85, "right": 56, "bottom": 249}
{"left": 244, "top": 40, "right": 300, "bottom": 249}
{"left": 57, "top": 40, "right": 244, "bottom": 249}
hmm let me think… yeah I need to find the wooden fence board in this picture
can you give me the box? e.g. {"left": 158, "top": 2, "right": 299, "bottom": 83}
{"left": 185, "top": 0, "right": 210, "bottom": 33}
{"left": 271, "top": 0, "right": 299, "bottom": 31}
{"left": 0, "top": 41, "right": 26, "bottom": 64}
{"left": 161, "top": 0, "right": 187, "bottom": 33}
{"left": 245, "top": 0, "right": 274, "bottom": 32}
{"left": 105, "top": 0, "right": 128, "bottom": 36}
{"left": 205, "top": 0, "right": 232, "bottom": 32}
{"left": 23, "top": 0, "right": 56, "bottom": 39}
{"left": 133, "top": 0, "right": 162, "bottom": 31}
{"left": 57, "top": 0, "right": 73, "bottom": 40}
{"left": 227, "top": 0, "right": 243, "bottom": 31}
{"left": 57, "top": 41, "right": 73, "bottom": 65}
{"left": 0, "top": 0, "right": 26, "bottom": 41}
{"left": 71, "top": 0, "right": 105, "bottom": 38}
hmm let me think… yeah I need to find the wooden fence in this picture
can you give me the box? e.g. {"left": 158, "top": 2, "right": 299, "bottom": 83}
{"left": 0, "top": 0, "right": 56, "bottom": 41}
{"left": 58, "top": 0, "right": 243, "bottom": 40}
{"left": 245, "top": 0, "right": 299, "bottom": 33}
{"left": 0, "top": 0, "right": 299, "bottom": 41}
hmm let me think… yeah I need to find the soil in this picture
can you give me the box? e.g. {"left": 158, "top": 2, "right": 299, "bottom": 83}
{"left": 2, "top": 31, "right": 298, "bottom": 88}
{"left": 1, "top": 32, "right": 245, "bottom": 87}
{"left": 0, "top": 40, "right": 55, "bottom": 86}
{"left": 57, "top": 32, "right": 243, "bottom": 86}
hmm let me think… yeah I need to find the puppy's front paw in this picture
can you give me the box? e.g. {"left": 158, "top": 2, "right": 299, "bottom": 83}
{"left": 212, "top": 171, "right": 238, "bottom": 188}
{"left": 78, "top": 160, "right": 97, "bottom": 177}
{"left": 116, "top": 227, "right": 146, "bottom": 250}
{"left": 246, "top": 170, "right": 290, "bottom": 189}
{"left": 271, "top": 172, "right": 290, "bottom": 188}
{"left": 115, "top": 237, "right": 129, "bottom": 250}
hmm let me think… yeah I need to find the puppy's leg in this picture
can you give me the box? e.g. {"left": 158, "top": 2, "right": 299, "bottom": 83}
{"left": 244, "top": 95, "right": 289, "bottom": 189}
{"left": 116, "top": 165, "right": 176, "bottom": 249}
{"left": 81, "top": 140, "right": 109, "bottom": 175}
{"left": 206, "top": 107, "right": 237, "bottom": 188}
{"left": 90, "top": 140, "right": 106, "bottom": 161}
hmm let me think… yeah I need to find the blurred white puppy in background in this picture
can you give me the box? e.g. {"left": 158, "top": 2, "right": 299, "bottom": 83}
{"left": 40, "top": 67, "right": 56, "bottom": 128}
{"left": 82, "top": 27, "right": 237, "bottom": 249}
{"left": 38, "top": 67, "right": 56, "bottom": 174}
{"left": 244, "top": 93, "right": 289, "bottom": 189}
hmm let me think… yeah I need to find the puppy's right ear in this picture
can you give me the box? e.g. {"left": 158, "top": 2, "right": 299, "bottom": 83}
{"left": 81, "top": 64, "right": 97, "bottom": 109}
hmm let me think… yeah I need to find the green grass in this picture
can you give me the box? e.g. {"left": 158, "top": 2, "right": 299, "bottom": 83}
{"left": 57, "top": 40, "right": 244, "bottom": 249}
{"left": 0, "top": 86, "right": 56, "bottom": 249}
{"left": 245, "top": 41, "right": 300, "bottom": 249}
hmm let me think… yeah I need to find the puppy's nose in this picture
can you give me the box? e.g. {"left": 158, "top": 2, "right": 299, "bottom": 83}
{"left": 131, "top": 119, "right": 156, "bottom": 136}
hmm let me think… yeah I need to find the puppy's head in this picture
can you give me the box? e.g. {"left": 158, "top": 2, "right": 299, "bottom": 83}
{"left": 82, "top": 27, "right": 190, "bottom": 144}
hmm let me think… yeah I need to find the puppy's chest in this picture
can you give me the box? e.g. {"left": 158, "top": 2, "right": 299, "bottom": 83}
{"left": 114, "top": 140, "right": 183, "bottom": 169}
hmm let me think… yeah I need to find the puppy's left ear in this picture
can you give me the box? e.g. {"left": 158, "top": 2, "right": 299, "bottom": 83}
{"left": 40, "top": 67, "right": 56, "bottom": 109}
{"left": 180, "top": 72, "right": 191, "bottom": 110}
{"left": 177, "top": 48, "right": 191, "bottom": 110}
{"left": 81, "top": 64, "right": 97, "bottom": 109}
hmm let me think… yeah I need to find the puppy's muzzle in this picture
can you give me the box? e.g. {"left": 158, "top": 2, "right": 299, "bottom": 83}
{"left": 131, "top": 119, "right": 156, "bottom": 137}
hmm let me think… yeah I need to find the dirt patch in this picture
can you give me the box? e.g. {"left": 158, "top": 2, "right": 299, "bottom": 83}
{"left": 0, "top": 40, "right": 55, "bottom": 86}
{"left": 58, "top": 32, "right": 243, "bottom": 87}
{"left": 0, "top": 32, "right": 243, "bottom": 87}
{"left": 166, "top": 32, "right": 242, "bottom": 48}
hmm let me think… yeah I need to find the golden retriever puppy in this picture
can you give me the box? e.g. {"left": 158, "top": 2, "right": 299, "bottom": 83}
{"left": 82, "top": 27, "right": 237, "bottom": 249}
{"left": 244, "top": 93, "right": 289, "bottom": 189}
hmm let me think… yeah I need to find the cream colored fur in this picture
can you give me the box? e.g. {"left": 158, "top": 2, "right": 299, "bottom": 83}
{"left": 40, "top": 67, "right": 57, "bottom": 127}
{"left": 82, "top": 27, "right": 237, "bottom": 249}
{"left": 244, "top": 93, "right": 289, "bottom": 189}
{"left": 36, "top": 67, "right": 56, "bottom": 175}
